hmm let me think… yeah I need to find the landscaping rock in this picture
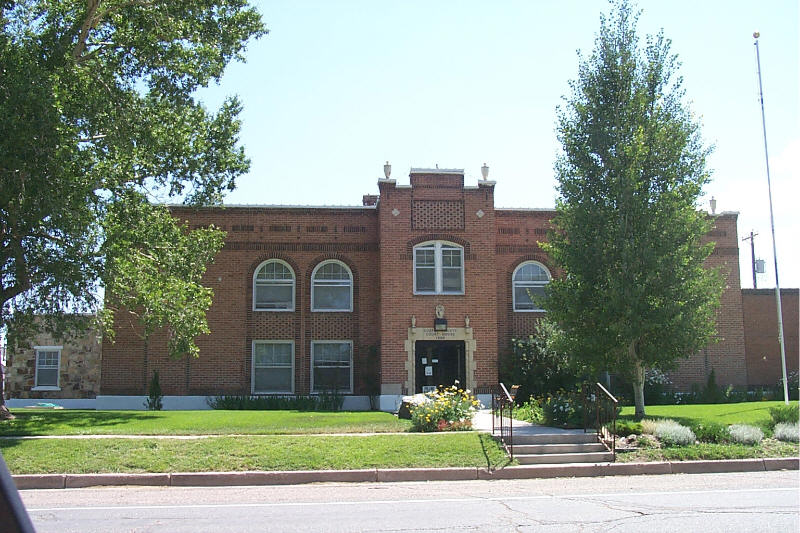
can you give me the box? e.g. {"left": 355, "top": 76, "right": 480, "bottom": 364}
{"left": 397, "top": 394, "right": 429, "bottom": 419}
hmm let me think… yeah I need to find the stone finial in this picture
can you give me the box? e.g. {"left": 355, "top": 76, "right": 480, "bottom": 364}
{"left": 411, "top": 315, "right": 416, "bottom": 328}
{"left": 465, "top": 316, "right": 470, "bottom": 327}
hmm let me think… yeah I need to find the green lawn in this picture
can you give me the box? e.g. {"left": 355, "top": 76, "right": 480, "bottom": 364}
{"left": 0, "top": 433, "right": 511, "bottom": 474}
{"left": 0, "top": 410, "right": 411, "bottom": 436}
{"left": 618, "top": 401, "right": 796, "bottom": 427}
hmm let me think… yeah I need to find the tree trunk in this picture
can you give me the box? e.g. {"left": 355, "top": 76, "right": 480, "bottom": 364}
{"left": 632, "top": 357, "right": 646, "bottom": 420}
{"left": 0, "top": 371, "right": 14, "bottom": 420}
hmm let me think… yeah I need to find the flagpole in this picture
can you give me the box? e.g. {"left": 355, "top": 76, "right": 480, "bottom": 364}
{"left": 753, "top": 32, "right": 789, "bottom": 404}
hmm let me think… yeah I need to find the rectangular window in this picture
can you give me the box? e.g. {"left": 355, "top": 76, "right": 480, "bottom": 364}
{"left": 252, "top": 341, "right": 294, "bottom": 394}
{"left": 34, "top": 346, "right": 62, "bottom": 389}
{"left": 414, "top": 242, "right": 464, "bottom": 295}
{"left": 311, "top": 341, "right": 352, "bottom": 393}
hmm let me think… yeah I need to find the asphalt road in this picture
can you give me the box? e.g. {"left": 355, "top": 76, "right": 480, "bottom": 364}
{"left": 20, "top": 471, "right": 799, "bottom": 532}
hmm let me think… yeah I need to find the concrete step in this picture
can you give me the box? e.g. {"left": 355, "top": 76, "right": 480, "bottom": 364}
{"left": 511, "top": 443, "right": 607, "bottom": 455}
{"left": 514, "top": 451, "right": 615, "bottom": 465}
{"left": 510, "top": 433, "right": 598, "bottom": 445}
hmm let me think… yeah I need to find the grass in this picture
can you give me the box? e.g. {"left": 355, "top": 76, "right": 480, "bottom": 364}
{"left": 0, "top": 409, "right": 411, "bottom": 436}
{"left": 0, "top": 433, "right": 512, "bottom": 474}
{"left": 618, "top": 401, "right": 797, "bottom": 428}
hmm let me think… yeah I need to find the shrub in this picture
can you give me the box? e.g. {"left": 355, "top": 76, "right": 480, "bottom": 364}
{"left": 691, "top": 421, "right": 729, "bottom": 443}
{"left": 501, "top": 320, "right": 584, "bottom": 401}
{"left": 768, "top": 404, "right": 799, "bottom": 427}
{"left": 773, "top": 422, "right": 799, "bottom": 443}
{"left": 701, "top": 369, "right": 726, "bottom": 404}
{"left": 728, "top": 424, "right": 763, "bottom": 445}
{"left": 648, "top": 419, "right": 696, "bottom": 446}
{"left": 640, "top": 419, "right": 658, "bottom": 435}
{"left": 778, "top": 371, "right": 799, "bottom": 401}
{"left": 409, "top": 385, "right": 480, "bottom": 432}
{"left": 207, "top": 394, "right": 343, "bottom": 411}
{"left": 613, "top": 420, "right": 642, "bottom": 437}
{"left": 541, "top": 388, "right": 584, "bottom": 427}
{"left": 515, "top": 399, "right": 544, "bottom": 424}
{"left": 144, "top": 370, "right": 163, "bottom": 411}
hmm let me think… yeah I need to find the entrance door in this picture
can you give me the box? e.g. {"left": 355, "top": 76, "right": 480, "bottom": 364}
{"left": 414, "top": 341, "right": 466, "bottom": 393}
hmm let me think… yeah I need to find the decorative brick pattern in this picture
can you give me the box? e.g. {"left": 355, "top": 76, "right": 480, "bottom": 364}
{"left": 412, "top": 201, "right": 465, "bottom": 230}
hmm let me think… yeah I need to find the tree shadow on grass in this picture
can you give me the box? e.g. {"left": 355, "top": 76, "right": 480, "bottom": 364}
{"left": 0, "top": 410, "right": 163, "bottom": 436}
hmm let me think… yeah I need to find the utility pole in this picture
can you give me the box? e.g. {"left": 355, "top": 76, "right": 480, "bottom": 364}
{"left": 742, "top": 230, "right": 758, "bottom": 288}
{"left": 753, "top": 32, "right": 789, "bottom": 404}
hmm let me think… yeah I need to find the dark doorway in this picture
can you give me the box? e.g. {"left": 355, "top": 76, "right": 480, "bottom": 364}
{"left": 414, "top": 341, "right": 466, "bottom": 393}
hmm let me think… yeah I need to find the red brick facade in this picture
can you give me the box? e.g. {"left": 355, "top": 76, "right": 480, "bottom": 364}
{"left": 743, "top": 289, "right": 799, "bottom": 387}
{"left": 100, "top": 169, "right": 749, "bottom": 400}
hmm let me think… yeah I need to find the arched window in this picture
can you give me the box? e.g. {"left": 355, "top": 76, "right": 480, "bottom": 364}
{"left": 513, "top": 261, "right": 551, "bottom": 311}
{"left": 413, "top": 241, "right": 464, "bottom": 294}
{"left": 311, "top": 260, "right": 353, "bottom": 311}
{"left": 253, "top": 260, "right": 295, "bottom": 311}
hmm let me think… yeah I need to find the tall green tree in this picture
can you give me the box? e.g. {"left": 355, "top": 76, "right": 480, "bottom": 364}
{"left": 0, "top": 1, "right": 266, "bottom": 416}
{"left": 542, "top": 0, "right": 722, "bottom": 419}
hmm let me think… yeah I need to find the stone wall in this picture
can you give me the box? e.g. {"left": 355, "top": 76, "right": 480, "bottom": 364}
{"left": 6, "top": 326, "right": 101, "bottom": 400}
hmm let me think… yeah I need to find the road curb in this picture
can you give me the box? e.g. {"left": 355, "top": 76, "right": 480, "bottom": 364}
{"left": 14, "top": 459, "right": 798, "bottom": 489}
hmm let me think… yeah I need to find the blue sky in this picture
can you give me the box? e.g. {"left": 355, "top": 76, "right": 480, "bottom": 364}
{"left": 198, "top": 0, "right": 799, "bottom": 289}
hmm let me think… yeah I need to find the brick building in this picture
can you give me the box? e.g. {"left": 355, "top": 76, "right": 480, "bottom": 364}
{"left": 742, "top": 289, "right": 799, "bottom": 388}
{"left": 94, "top": 168, "right": 748, "bottom": 409}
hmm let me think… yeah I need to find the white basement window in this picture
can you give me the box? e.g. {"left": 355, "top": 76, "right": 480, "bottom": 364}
{"left": 33, "top": 346, "right": 62, "bottom": 390}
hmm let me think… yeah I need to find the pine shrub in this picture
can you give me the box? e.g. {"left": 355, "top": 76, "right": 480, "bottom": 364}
{"left": 768, "top": 404, "right": 799, "bottom": 427}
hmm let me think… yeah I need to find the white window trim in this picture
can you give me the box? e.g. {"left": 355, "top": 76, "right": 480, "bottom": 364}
{"left": 310, "top": 340, "right": 353, "bottom": 394}
{"left": 310, "top": 260, "right": 353, "bottom": 312}
{"left": 33, "top": 345, "right": 62, "bottom": 390}
{"left": 512, "top": 261, "right": 551, "bottom": 312}
{"left": 253, "top": 259, "right": 296, "bottom": 312}
{"left": 251, "top": 340, "right": 295, "bottom": 394}
{"left": 413, "top": 241, "right": 465, "bottom": 295}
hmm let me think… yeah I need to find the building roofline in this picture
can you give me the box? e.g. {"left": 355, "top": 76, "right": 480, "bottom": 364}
{"left": 409, "top": 168, "right": 464, "bottom": 175}
{"left": 168, "top": 204, "right": 377, "bottom": 210}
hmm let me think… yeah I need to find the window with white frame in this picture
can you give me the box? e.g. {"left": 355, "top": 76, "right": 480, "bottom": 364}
{"left": 311, "top": 261, "right": 352, "bottom": 311}
{"left": 311, "top": 341, "right": 352, "bottom": 393}
{"left": 252, "top": 341, "right": 294, "bottom": 393}
{"left": 254, "top": 260, "right": 295, "bottom": 311}
{"left": 513, "top": 261, "right": 551, "bottom": 311}
{"left": 413, "top": 241, "right": 464, "bottom": 294}
{"left": 34, "top": 346, "right": 62, "bottom": 389}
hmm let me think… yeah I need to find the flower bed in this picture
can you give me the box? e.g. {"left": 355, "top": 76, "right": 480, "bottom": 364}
{"left": 409, "top": 385, "right": 481, "bottom": 432}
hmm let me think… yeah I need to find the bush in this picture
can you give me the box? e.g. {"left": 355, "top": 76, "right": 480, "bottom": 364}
{"left": 640, "top": 419, "right": 658, "bottom": 435}
{"left": 501, "top": 320, "right": 584, "bottom": 402}
{"left": 691, "top": 421, "right": 729, "bottom": 443}
{"left": 768, "top": 404, "right": 799, "bottom": 427}
{"left": 144, "top": 370, "right": 163, "bottom": 411}
{"left": 207, "top": 393, "right": 343, "bottom": 411}
{"left": 515, "top": 399, "right": 544, "bottom": 424}
{"left": 647, "top": 419, "right": 696, "bottom": 446}
{"left": 701, "top": 369, "right": 726, "bottom": 404}
{"left": 779, "top": 371, "right": 799, "bottom": 401}
{"left": 728, "top": 424, "right": 763, "bottom": 445}
{"left": 541, "top": 388, "right": 584, "bottom": 427}
{"left": 613, "top": 420, "right": 642, "bottom": 437}
{"left": 409, "top": 385, "right": 480, "bottom": 432}
{"left": 773, "top": 422, "right": 799, "bottom": 443}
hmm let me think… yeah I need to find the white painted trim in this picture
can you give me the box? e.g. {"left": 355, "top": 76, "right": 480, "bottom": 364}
{"left": 252, "top": 259, "right": 296, "bottom": 312}
{"left": 412, "top": 241, "right": 464, "bottom": 295}
{"left": 251, "top": 340, "right": 295, "bottom": 395}
{"left": 409, "top": 168, "right": 464, "bottom": 175}
{"left": 311, "top": 260, "right": 353, "bottom": 312}
{"left": 512, "top": 261, "right": 551, "bottom": 312}
{"left": 310, "top": 340, "right": 353, "bottom": 394}
{"left": 34, "top": 346, "right": 62, "bottom": 389}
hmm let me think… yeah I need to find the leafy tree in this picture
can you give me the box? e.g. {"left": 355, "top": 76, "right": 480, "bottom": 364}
{"left": 0, "top": 1, "right": 266, "bottom": 417}
{"left": 501, "top": 319, "right": 585, "bottom": 402}
{"left": 542, "top": 0, "right": 722, "bottom": 419}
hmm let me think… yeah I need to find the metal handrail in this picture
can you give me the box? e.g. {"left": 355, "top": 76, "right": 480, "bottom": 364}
{"left": 492, "top": 383, "right": 515, "bottom": 459}
{"left": 583, "top": 382, "right": 618, "bottom": 461}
